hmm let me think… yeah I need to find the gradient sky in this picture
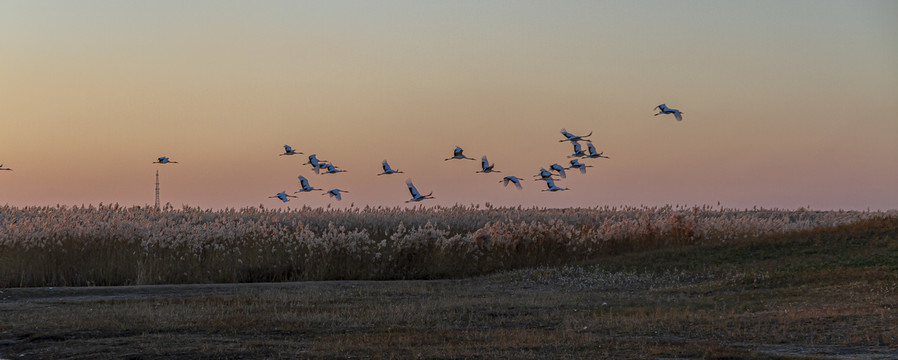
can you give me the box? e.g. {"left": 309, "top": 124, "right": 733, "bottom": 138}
{"left": 2, "top": 1, "right": 897, "bottom": 210}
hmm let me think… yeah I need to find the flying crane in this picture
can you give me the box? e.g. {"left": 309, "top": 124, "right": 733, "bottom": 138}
{"left": 549, "top": 163, "right": 567, "bottom": 178}
{"left": 405, "top": 179, "right": 434, "bottom": 203}
{"left": 559, "top": 128, "right": 592, "bottom": 143}
{"left": 323, "top": 189, "right": 348, "bottom": 201}
{"left": 269, "top": 191, "right": 297, "bottom": 203}
{"left": 542, "top": 178, "right": 569, "bottom": 192}
{"left": 378, "top": 160, "right": 403, "bottom": 175}
{"left": 153, "top": 157, "right": 178, "bottom": 164}
{"left": 582, "top": 142, "right": 610, "bottom": 159}
{"left": 500, "top": 176, "right": 523, "bottom": 190}
{"left": 294, "top": 176, "right": 322, "bottom": 193}
{"left": 280, "top": 145, "right": 302, "bottom": 156}
{"left": 567, "top": 159, "right": 593, "bottom": 174}
{"left": 444, "top": 146, "right": 476, "bottom": 161}
{"left": 654, "top": 104, "right": 684, "bottom": 121}
{"left": 304, "top": 154, "right": 327, "bottom": 173}
{"left": 568, "top": 141, "right": 587, "bottom": 158}
{"left": 476, "top": 156, "right": 500, "bottom": 173}
{"left": 534, "top": 168, "right": 557, "bottom": 182}
{"left": 319, "top": 163, "right": 346, "bottom": 174}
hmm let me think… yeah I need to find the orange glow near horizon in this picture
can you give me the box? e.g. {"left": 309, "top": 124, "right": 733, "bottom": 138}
{"left": 1, "top": 1, "right": 896, "bottom": 210}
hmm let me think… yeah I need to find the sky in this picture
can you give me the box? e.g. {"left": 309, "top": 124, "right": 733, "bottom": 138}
{"left": 2, "top": 1, "right": 897, "bottom": 210}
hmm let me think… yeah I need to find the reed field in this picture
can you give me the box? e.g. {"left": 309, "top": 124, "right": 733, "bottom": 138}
{"left": 0, "top": 204, "right": 891, "bottom": 287}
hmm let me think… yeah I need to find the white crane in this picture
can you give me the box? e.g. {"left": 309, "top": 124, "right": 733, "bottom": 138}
{"left": 280, "top": 145, "right": 302, "bottom": 156}
{"left": 500, "top": 176, "right": 523, "bottom": 190}
{"left": 568, "top": 141, "right": 587, "bottom": 158}
{"left": 533, "top": 168, "right": 557, "bottom": 182}
{"left": 320, "top": 163, "right": 346, "bottom": 174}
{"left": 542, "top": 178, "right": 569, "bottom": 192}
{"left": 269, "top": 191, "right": 297, "bottom": 203}
{"left": 0, "top": 164, "right": 11, "bottom": 171}
{"left": 559, "top": 128, "right": 592, "bottom": 143}
{"left": 304, "top": 154, "right": 325, "bottom": 166}
{"left": 294, "top": 176, "right": 322, "bottom": 193}
{"left": 549, "top": 163, "right": 567, "bottom": 178}
{"left": 304, "top": 154, "right": 327, "bottom": 173}
{"left": 323, "top": 189, "right": 348, "bottom": 201}
{"left": 582, "top": 142, "right": 610, "bottom": 159}
{"left": 153, "top": 157, "right": 178, "bottom": 164}
{"left": 567, "top": 159, "right": 593, "bottom": 174}
{"left": 378, "top": 160, "right": 403, "bottom": 175}
{"left": 444, "top": 146, "right": 476, "bottom": 161}
{"left": 405, "top": 179, "right": 434, "bottom": 203}
{"left": 654, "top": 104, "right": 684, "bottom": 121}
{"left": 476, "top": 156, "right": 500, "bottom": 173}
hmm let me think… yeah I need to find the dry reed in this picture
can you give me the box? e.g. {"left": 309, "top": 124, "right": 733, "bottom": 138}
{"left": 0, "top": 203, "right": 891, "bottom": 287}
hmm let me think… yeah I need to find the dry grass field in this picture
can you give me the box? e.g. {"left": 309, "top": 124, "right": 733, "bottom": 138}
{"left": 1, "top": 216, "right": 896, "bottom": 359}
{"left": 0, "top": 205, "right": 887, "bottom": 287}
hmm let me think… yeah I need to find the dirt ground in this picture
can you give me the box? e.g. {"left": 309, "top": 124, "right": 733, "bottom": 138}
{"left": 2, "top": 274, "right": 896, "bottom": 359}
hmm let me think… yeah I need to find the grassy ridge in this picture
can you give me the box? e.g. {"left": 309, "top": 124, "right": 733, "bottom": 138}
{"left": 594, "top": 215, "right": 898, "bottom": 276}
{"left": 494, "top": 216, "right": 898, "bottom": 357}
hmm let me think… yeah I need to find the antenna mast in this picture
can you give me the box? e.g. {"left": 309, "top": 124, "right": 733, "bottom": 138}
{"left": 155, "top": 169, "right": 160, "bottom": 210}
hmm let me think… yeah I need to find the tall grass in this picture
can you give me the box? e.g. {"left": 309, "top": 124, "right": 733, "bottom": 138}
{"left": 0, "top": 203, "right": 891, "bottom": 287}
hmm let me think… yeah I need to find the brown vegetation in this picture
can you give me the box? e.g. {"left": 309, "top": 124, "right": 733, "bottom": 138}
{"left": 1, "top": 216, "right": 896, "bottom": 359}
{"left": 1, "top": 204, "right": 889, "bottom": 287}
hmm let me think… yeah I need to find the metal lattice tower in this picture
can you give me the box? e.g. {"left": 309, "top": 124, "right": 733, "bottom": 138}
{"left": 154, "top": 169, "right": 160, "bottom": 210}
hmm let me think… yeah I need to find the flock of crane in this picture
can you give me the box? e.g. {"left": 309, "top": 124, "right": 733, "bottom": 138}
{"left": 1, "top": 104, "right": 683, "bottom": 204}
{"left": 263, "top": 104, "right": 682, "bottom": 203}
{"left": 265, "top": 129, "right": 608, "bottom": 204}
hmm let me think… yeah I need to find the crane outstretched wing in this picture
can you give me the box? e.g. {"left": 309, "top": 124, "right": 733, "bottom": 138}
{"left": 298, "top": 176, "right": 310, "bottom": 188}
{"left": 406, "top": 179, "right": 421, "bottom": 198}
{"left": 560, "top": 128, "right": 574, "bottom": 139}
